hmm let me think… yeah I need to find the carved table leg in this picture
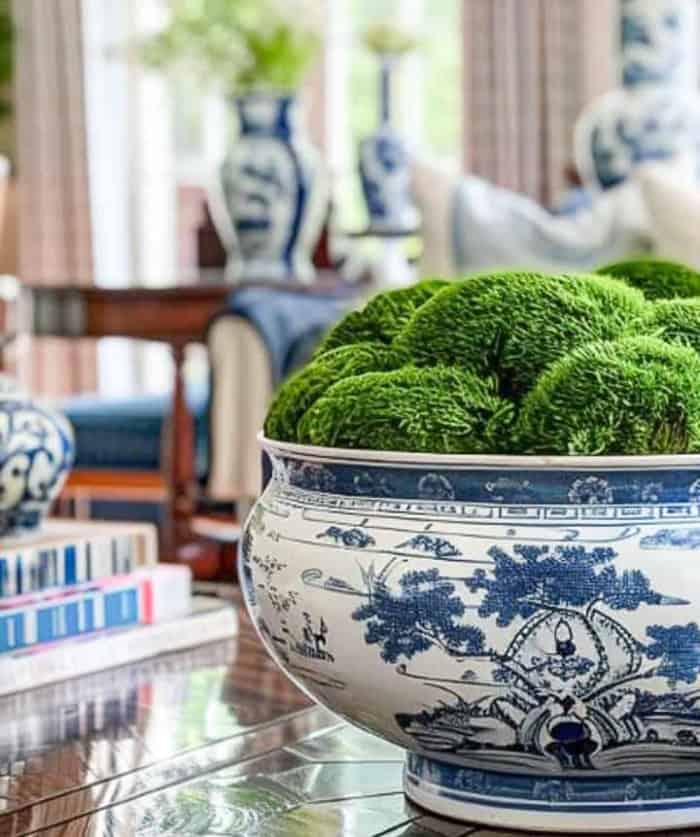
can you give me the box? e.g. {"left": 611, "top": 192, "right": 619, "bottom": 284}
{"left": 163, "top": 341, "right": 223, "bottom": 579}
{"left": 163, "top": 340, "right": 196, "bottom": 556}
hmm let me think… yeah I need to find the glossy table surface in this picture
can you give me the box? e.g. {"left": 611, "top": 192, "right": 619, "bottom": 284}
{"left": 2, "top": 597, "right": 696, "bottom": 836}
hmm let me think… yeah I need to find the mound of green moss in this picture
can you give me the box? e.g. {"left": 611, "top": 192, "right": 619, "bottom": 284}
{"left": 395, "top": 271, "right": 646, "bottom": 398}
{"left": 597, "top": 259, "right": 700, "bottom": 300}
{"left": 264, "top": 342, "right": 401, "bottom": 443}
{"left": 517, "top": 337, "right": 700, "bottom": 455}
{"left": 298, "top": 366, "right": 515, "bottom": 454}
{"left": 315, "top": 278, "right": 448, "bottom": 355}
{"left": 644, "top": 298, "right": 700, "bottom": 354}
{"left": 265, "top": 269, "right": 700, "bottom": 456}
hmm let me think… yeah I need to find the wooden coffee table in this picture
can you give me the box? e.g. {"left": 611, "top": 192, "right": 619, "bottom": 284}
{"left": 0, "top": 590, "right": 679, "bottom": 836}
{"left": 0, "top": 593, "right": 440, "bottom": 835}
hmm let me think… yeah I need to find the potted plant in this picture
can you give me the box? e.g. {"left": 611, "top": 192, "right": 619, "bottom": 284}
{"left": 242, "top": 262, "right": 700, "bottom": 832}
{"left": 358, "top": 21, "right": 420, "bottom": 233}
{"left": 141, "top": 0, "right": 327, "bottom": 283}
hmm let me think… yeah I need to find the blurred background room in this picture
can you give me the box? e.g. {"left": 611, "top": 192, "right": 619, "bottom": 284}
{"left": 0, "top": 0, "right": 698, "bottom": 579}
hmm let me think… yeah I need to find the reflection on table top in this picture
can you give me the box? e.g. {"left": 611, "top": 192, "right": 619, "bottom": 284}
{"left": 0, "top": 595, "right": 691, "bottom": 836}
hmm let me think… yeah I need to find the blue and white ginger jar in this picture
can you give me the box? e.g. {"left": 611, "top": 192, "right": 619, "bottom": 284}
{"left": 0, "top": 377, "right": 74, "bottom": 537}
{"left": 242, "top": 437, "right": 700, "bottom": 832}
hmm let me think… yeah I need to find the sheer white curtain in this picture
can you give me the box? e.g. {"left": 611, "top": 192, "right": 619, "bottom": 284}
{"left": 13, "top": 0, "right": 97, "bottom": 396}
{"left": 82, "top": 0, "right": 179, "bottom": 397}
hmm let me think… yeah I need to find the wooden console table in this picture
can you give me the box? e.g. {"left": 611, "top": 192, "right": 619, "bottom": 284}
{"left": 24, "top": 283, "right": 231, "bottom": 564}
{"left": 22, "top": 275, "right": 348, "bottom": 572}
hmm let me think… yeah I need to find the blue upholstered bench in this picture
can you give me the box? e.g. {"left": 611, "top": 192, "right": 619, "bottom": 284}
{"left": 60, "top": 385, "right": 210, "bottom": 525}
{"left": 63, "top": 385, "right": 210, "bottom": 477}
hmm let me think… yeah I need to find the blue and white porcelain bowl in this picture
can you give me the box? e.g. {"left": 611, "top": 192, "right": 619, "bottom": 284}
{"left": 0, "top": 378, "right": 74, "bottom": 537}
{"left": 241, "top": 436, "right": 700, "bottom": 832}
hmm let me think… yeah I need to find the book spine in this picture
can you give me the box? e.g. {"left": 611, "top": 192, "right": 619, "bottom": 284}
{"left": 0, "top": 601, "right": 238, "bottom": 696}
{"left": 0, "top": 529, "right": 157, "bottom": 599}
{"left": 0, "top": 565, "right": 191, "bottom": 653}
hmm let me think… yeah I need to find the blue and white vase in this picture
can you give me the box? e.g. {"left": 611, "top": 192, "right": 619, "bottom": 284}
{"left": 0, "top": 377, "right": 74, "bottom": 537}
{"left": 243, "top": 436, "right": 700, "bottom": 832}
{"left": 213, "top": 94, "right": 328, "bottom": 283}
{"left": 359, "top": 57, "right": 419, "bottom": 233}
{"left": 575, "top": 0, "right": 700, "bottom": 190}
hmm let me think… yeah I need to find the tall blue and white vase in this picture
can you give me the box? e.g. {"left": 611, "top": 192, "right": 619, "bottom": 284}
{"left": 213, "top": 94, "right": 328, "bottom": 283}
{"left": 575, "top": 0, "right": 700, "bottom": 190}
{"left": 359, "top": 56, "right": 420, "bottom": 233}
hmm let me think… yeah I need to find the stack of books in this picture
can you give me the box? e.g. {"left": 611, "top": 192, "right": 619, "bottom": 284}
{"left": 0, "top": 519, "right": 237, "bottom": 695}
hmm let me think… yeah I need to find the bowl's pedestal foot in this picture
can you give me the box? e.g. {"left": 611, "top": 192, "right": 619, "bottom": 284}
{"left": 403, "top": 754, "right": 700, "bottom": 834}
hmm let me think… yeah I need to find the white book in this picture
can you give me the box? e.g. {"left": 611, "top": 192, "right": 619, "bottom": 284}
{"left": 0, "top": 596, "right": 238, "bottom": 696}
{"left": 0, "top": 519, "right": 158, "bottom": 598}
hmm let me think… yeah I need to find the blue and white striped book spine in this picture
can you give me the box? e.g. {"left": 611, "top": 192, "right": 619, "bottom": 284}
{"left": 0, "top": 523, "right": 157, "bottom": 599}
{"left": 0, "top": 564, "right": 191, "bottom": 654}
{"left": 0, "top": 597, "right": 236, "bottom": 697}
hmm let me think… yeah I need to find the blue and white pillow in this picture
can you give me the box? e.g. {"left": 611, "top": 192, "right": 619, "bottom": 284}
{"left": 411, "top": 159, "right": 651, "bottom": 277}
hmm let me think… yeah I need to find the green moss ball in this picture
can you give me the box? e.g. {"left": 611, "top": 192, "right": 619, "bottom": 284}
{"left": 644, "top": 298, "right": 700, "bottom": 354}
{"left": 315, "top": 278, "right": 448, "bottom": 355}
{"left": 597, "top": 259, "right": 700, "bottom": 300}
{"left": 395, "top": 271, "right": 646, "bottom": 398}
{"left": 297, "top": 366, "right": 514, "bottom": 453}
{"left": 517, "top": 336, "right": 700, "bottom": 455}
{"left": 264, "top": 343, "right": 401, "bottom": 443}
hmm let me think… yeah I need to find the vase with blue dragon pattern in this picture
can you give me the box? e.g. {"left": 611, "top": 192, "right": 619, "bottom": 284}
{"left": 242, "top": 436, "right": 700, "bottom": 832}
{"left": 0, "top": 377, "right": 74, "bottom": 537}
{"left": 359, "top": 57, "right": 419, "bottom": 233}
{"left": 575, "top": 0, "right": 700, "bottom": 191}
{"left": 214, "top": 94, "right": 328, "bottom": 283}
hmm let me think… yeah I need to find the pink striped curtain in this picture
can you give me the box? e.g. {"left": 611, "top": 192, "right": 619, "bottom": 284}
{"left": 462, "top": 0, "right": 616, "bottom": 206}
{"left": 13, "top": 0, "right": 96, "bottom": 396}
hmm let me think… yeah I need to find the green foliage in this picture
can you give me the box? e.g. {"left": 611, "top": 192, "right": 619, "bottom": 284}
{"left": 315, "top": 279, "right": 448, "bottom": 355}
{"left": 264, "top": 342, "right": 400, "bottom": 443}
{"left": 298, "top": 366, "right": 515, "bottom": 454}
{"left": 362, "top": 22, "right": 419, "bottom": 55}
{"left": 517, "top": 337, "right": 700, "bottom": 455}
{"left": 395, "top": 272, "right": 647, "bottom": 399}
{"left": 597, "top": 259, "right": 700, "bottom": 300}
{"left": 645, "top": 298, "right": 700, "bottom": 354}
{"left": 139, "top": 0, "right": 320, "bottom": 94}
